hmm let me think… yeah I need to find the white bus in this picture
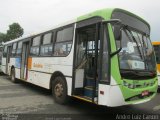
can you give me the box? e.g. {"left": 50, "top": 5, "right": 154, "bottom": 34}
{"left": 0, "top": 44, "right": 3, "bottom": 72}
{"left": 1, "top": 8, "right": 157, "bottom": 107}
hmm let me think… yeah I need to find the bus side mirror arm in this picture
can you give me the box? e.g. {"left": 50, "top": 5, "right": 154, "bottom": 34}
{"left": 102, "top": 19, "right": 121, "bottom": 24}
{"left": 110, "top": 47, "right": 122, "bottom": 57}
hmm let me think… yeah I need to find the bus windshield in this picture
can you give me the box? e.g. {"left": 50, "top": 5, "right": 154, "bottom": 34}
{"left": 117, "top": 28, "right": 156, "bottom": 72}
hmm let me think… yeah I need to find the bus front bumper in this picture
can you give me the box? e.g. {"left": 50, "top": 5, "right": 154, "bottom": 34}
{"left": 98, "top": 80, "right": 157, "bottom": 107}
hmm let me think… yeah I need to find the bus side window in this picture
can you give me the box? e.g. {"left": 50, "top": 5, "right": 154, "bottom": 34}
{"left": 11, "top": 42, "right": 17, "bottom": 57}
{"left": 16, "top": 42, "right": 22, "bottom": 56}
{"left": 40, "top": 32, "right": 53, "bottom": 56}
{"left": 30, "top": 36, "right": 41, "bottom": 56}
{"left": 53, "top": 26, "right": 73, "bottom": 56}
{"left": 3, "top": 46, "right": 7, "bottom": 58}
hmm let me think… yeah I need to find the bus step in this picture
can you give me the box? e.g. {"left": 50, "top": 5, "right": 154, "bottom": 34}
{"left": 84, "top": 86, "right": 98, "bottom": 98}
{"left": 72, "top": 95, "right": 93, "bottom": 103}
{"left": 72, "top": 95, "right": 98, "bottom": 104}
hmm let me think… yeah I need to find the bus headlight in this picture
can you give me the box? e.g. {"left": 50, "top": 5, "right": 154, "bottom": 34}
{"left": 150, "top": 81, "right": 155, "bottom": 86}
{"left": 123, "top": 81, "right": 135, "bottom": 89}
{"left": 128, "top": 84, "right": 135, "bottom": 89}
{"left": 123, "top": 81, "right": 129, "bottom": 86}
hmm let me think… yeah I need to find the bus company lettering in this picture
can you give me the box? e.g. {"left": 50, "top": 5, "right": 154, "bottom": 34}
{"left": 33, "top": 63, "right": 43, "bottom": 68}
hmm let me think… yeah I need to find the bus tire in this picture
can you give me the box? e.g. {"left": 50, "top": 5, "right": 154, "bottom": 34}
{"left": 52, "top": 76, "right": 69, "bottom": 104}
{"left": 10, "top": 68, "right": 17, "bottom": 83}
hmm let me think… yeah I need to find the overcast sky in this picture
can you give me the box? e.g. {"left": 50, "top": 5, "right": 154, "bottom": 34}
{"left": 0, "top": 0, "right": 159, "bottom": 41}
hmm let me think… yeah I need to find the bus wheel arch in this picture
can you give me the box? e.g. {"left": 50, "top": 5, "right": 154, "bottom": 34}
{"left": 50, "top": 71, "right": 69, "bottom": 104}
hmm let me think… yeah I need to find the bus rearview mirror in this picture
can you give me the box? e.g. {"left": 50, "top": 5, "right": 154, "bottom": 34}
{"left": 113, "top": 25, "right": 122, "bottom": 40}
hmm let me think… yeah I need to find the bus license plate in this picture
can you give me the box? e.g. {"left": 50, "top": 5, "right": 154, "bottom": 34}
{"left": 141, "top": 91, "right": 149, "bottom": 96}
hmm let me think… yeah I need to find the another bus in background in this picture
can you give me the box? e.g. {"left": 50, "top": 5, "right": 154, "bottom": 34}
{"left": 0, "top": 44, "right": 3, "bottom": 73}
{"left": 152, "top": 41, "right": 160, "bottom": 89}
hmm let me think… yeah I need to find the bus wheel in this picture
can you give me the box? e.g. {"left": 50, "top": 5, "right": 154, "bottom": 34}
{"left": 10, "top": 68, "right": 17, "bottom": 83}
{"left": 52, "top": 76, "right": 69, "bottom": 104}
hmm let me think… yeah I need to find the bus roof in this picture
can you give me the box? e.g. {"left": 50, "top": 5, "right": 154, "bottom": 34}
{"left": 152, "top": 41, "right": 160, "bottom": 45}
{"left": 3, "top": 19, "right": 76, "bottom": 45}
{"left": 3, "top": 8, "right": 150, "bottom": 45}
{"left": 77, "top": 8, "right": 150, "bottom": 28}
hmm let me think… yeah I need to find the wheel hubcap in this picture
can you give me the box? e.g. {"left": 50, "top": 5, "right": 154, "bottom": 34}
{"left": 54, "top": 83, "right": 63, "bottom": 97}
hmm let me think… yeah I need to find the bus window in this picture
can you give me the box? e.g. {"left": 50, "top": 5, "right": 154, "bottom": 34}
{"left": 40, "top": 33, "right": 53, "bottom": 56}
{"left": 53, "top": 26, "right": 73, "bottom": 56}
{"left": 3, "top": 46, "right": 7, "bottom": 57}
{"left": 11, "top": 42, "right": 17, "bottom": 57}
{"left": 30, "top": 36, "right": 41, "bottom": 56}
{"left": 16, "top": 41, "right": 22, "bottom": 56}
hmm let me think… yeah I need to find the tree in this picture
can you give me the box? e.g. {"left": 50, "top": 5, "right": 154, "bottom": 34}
{"left": 0, "top": 23, "right": 24, "bottom": 43}
{"left": 7, "top": 23, "right": 24, "bottom": 41}
{"left": 0, "top": 33, "right": 7, "bottom": 42}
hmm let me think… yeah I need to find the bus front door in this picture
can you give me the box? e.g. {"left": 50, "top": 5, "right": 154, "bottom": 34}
{"left": 20, "top": 41, "right": 29, "bottom": 80}
{"left": 73, "top": 17, "right": 101, "bottom": 103}
{"left": 6, "top": 46, "right": 11, "bottom": 74}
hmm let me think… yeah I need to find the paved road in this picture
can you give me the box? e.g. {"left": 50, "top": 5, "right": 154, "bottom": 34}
{"left": 0, "top": 74, "right": 160, "bottom": 120}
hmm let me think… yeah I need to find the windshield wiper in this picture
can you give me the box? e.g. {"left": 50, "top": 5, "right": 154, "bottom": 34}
{"left": 124, "top": 27, "right": 143, "bottom": 60}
